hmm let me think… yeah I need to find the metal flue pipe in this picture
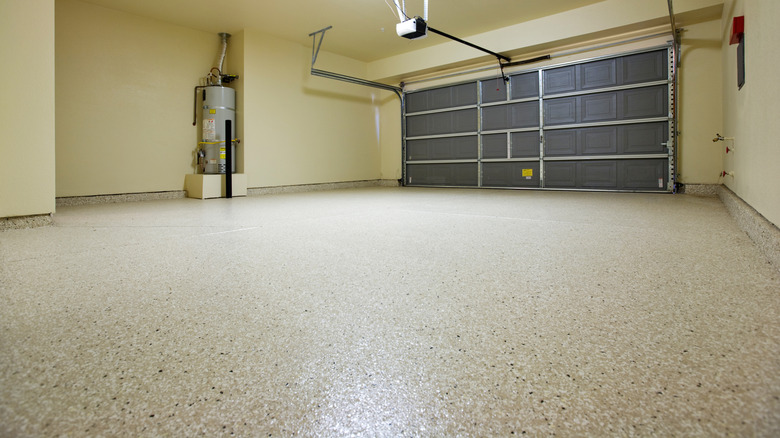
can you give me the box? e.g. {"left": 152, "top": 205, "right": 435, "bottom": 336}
{"left": 216, "top": 32, "right": 231, "bottom": 85}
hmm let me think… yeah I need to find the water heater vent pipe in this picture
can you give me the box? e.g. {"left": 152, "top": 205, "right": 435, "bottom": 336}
{"left": 216, "top": 32, "right": 231, "bottom": 85}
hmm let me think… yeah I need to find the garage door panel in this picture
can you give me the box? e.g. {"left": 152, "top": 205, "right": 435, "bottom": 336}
{"left": 544, "top": 66, "right": 576, "bottom": 95}
{"left": 404, "top": 47, "right": 673, "bottom": 192}
{"left": 545, "top": 159, "right": 668, "bottom": 190}
{"left": 406, "top": 108, "right": 477, "bottom": 137}
{"left": 511, "top": 131, "right": 540, "bottom": 158}
{"left": 405, "top": 116, "right": 426, "bottom": 138}
{"left": 510, "top": 102, "right": 540, "bottom": 128}
{"left": 483, "top": 102, "right": 539, "bottom": 130}
{"left": 622, "top": 85, "right": 667, "bottom": 119}
{"left": 407, "top": 83, "right": 477, "bottom": 113}
{"left": 620, "top": 159, "right": 667, "bottom": 190}
{"left": 407, "top": 163, "right": 478, "bottom": 186}
{"left": 581, "top": 93, "right": 618, "bottom": 123}
{"left": 581, "top": 58, "right": 617, "bottom": 90}
{"left": 544, "top": 98, "right": 577, "bottom": 126}
{"left": 406, "top": 91, "right": 428, "bottom": 113}
{"left": 483, "top": 162, "right": 540, "bottom": 187}
{"left": 581, "top": 127, "right": 618, "bottom": 155}
{"left": 430, "top": 113, "right": 453, "bottom": 135}
{"left": 545, "top": 88, "right": 667, "bottom": 126}
{"left": 546, "top": 124, "right": 666, "bottom": 157}
{"left": 622, "top": 50, "right": 667, "bottom": 84}
{"left": 406, "top": 136, "right": 478, "bottom": 161}
{"left": 429, "top": 88, "right": 453, "bottom": 109}
{"left": 482, "top": 106, "right": 507, "bottom": 131}
{"left": 482, "top": 134, "right": 508, "bottom": 159}
{"left": 620, "top": 123, "right": 668, "bottom": 154}
{"left": 482, "top": 79, "right": 507, "bottom": 103}
{"left": 452, "top": 83, "right": 479, "bottom": 106}
{"left": 580, "top": 161, "right": 618, "bottom": 188}
{"left": 510, "top": 72, "right": 540, "bottom": 99}
{"left": 545, "top": 130, "right": 576, "bottom": 156}
{"left": 453, "top": 109, "right": 479, "bottom": 133}
{"left": 544, "top": 162, "right": 577, "bottom": 187}
{"left": 543, "top": 49, "right": 667, "bottom": 97}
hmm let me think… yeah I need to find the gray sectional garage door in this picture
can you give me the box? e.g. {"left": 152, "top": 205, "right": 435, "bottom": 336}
{"left": 404, "top": 46, "right": 675, "bottom": 192}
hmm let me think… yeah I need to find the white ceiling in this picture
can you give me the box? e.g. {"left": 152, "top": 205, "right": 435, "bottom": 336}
{"left": 77, "top": 0, "right": 608, "bottom": 62}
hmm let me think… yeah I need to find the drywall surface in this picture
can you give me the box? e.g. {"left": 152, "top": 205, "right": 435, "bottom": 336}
{"left": 0, "top": 0, "right": 56, "bottom": 218}
{"left": 721, "top": 0, "right": 780, "bottom": 227}
{"left": 677, "top": 19, "right": 723, "bottom": 184}
{"left": 240, "top": 29, "right": 380, "bottom": 188}
{"left": 55, "top": 0, "right": 216, "bottom": 197}
{"left": 378, "top": 90, "right": 402, "bottom": 182}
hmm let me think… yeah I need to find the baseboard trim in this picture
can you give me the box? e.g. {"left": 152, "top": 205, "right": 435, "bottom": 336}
{"left": 53, "top": 180, "right": 402, "bottom": 207}
{"left": 247, "top": 179, "right": 399, "bottom": 196}
{"left": 56, "top": 190, "right": 187, "bottom": 207}
{"left": 376, "top": 179, "right": 402, "bottom": 187}
{"left": 0, "top": 214, "right": 53, "bottom": 231}
{"left": 718, "top": 185, "right": 780, "bottom": 273}
{"left": 680, "top": 183, "right": 719, "bottom": 197}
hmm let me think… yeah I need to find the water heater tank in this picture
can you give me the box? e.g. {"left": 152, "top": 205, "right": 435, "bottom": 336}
{"left": 201, "top": 86, "right": 236, "bottom": 174}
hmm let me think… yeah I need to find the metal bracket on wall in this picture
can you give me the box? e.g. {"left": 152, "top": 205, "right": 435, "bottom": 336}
{"left": 308, "top": 26, "right": 403, "bottom": 95}
{"left": 307, "top": 26, "right": 407, "bottom": 185}
{"left": 309, "top": 26, "right": 332, "bottom": 67}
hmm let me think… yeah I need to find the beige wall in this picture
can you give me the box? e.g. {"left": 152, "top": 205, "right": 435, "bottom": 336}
{"left": 720, "top": 0, "right": 780, "bottom": 227}
{"left": 0, "top": 0, "right": 56, "bottom": 218}
{"left": 239, "top": 29, "right": 379, "bottom": 188}
{"left": 55, "top": 1, "right": 380, "bottom": 196}
{"left": 379, "top": 91, "right": 403, "bottom": 181}
{"left": 55, "top": 0, "right": 216, "bottom": 197}
{"left": 677, "top": 19, "right": 723, "bottom": 184}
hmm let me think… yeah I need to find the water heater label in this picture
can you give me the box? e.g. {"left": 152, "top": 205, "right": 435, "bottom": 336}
{"left": 220, "top": 147, "right": 226, "bottom": 159}
{"left": 203, "top": 118, "right": 216, "bottom": 140}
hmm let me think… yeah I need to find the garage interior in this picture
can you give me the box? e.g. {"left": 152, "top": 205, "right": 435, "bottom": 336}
{"left": 1, "top": 0, "right": 779, "bottom": 436}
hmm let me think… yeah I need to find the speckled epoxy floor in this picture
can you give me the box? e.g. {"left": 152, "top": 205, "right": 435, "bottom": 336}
{"left": 1, "top": 187, "right": 778, "bottom": 436}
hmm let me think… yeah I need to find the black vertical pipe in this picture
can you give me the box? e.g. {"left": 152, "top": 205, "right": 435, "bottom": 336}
{"left": 225, "top": 120, "right": 232, "bottom": 198}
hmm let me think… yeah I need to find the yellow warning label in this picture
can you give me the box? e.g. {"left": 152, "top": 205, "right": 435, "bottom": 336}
{"left": 220, "top": 147, "right": 225, "bottom": 159}
{"left": 522, "top": 168, "right": 533, "bottom": 177}
{"left": 209, "top": 109, "right": 217, "bottom": 114}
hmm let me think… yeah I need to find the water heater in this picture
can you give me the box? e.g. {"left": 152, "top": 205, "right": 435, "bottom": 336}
{"left": 194, "top": 32, "right": 238, "bottom": 175}
{"left": 200, "top": 86, "right": 236, "bottom": 174}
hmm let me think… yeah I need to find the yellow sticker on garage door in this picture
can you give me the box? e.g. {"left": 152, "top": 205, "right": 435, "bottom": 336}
{"left": 522, "top": 168, "right": 533, "bottom": 178}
